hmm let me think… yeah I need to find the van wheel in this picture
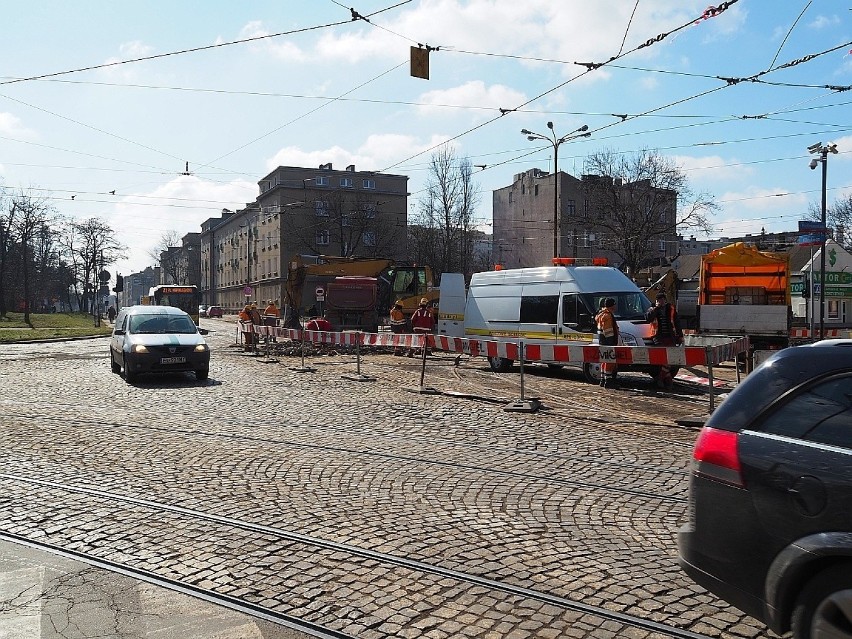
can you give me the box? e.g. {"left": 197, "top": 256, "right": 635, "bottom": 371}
{"left": 488, "top": 356, "right": 514, "bottom": 373}
{"left": 583, "top": 363, "right": 603, "bottom": 384}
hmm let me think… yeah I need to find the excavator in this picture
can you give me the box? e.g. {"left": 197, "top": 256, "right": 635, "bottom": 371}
{"left": 642, "top": 269, "right": 679, "bottom": 305}
{"left": 283, "top": 254, "right": 438, "bottom": 328}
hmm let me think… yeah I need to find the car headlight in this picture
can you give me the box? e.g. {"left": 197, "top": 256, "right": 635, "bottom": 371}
{"left": 131, "top": 344, "right": 149, "bottom": 353}
{"left": 194, "top": 344, "right": 209, "bottom": 352}
{"left": 620, "top": 333, "right": 638, "bottom": 346}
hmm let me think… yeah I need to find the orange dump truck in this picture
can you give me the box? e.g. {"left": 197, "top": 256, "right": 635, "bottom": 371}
{"left": 697, "top": 242, "right": 791, "bottom": 351}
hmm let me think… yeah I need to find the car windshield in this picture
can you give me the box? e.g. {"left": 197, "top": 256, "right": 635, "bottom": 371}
{"left": 129, "top": 314, "right": 197, "bottom": 334}
{"left": 581, "top": 292, "right": 651, "bottom": 320}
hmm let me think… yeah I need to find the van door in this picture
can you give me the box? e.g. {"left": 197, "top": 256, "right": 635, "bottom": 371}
{"left": 518, "top": 284, "right": 559, "bottom": 341}
{"left": 559, "top": 293, "right": 596, "bottom": 343}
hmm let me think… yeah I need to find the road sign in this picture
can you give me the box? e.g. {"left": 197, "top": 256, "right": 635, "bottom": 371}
{"left": 99, "top": 270, "right": 111, "bottom": 282}
{"left": 798, "top": 220, "right": 827, "bottom": 233}
{"left": 243, "top": 285, "right": 253, "bottom": 296}
{"left": 315, "top": 286, "right": 325, "bottom": 301}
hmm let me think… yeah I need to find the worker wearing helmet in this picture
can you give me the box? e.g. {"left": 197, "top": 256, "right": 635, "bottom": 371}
{"left": 594, "top": 297, "right": 619, "bottom": 389}
{"left": 408, "top": 297, "right": 435, "bottom": 357}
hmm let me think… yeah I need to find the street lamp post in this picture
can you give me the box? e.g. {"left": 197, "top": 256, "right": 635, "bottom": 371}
{"left": 521, "top": 123, "right": 590, "bottom": 259}
{"left": 808, "top": 142, "right": 838, "bottom": 340}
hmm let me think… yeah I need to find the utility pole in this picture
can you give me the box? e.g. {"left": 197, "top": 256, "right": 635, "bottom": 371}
{"left": 808, "top": 142, "right": 839, "bottom": 340}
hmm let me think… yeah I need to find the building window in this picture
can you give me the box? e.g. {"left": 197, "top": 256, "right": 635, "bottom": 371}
{"left": 315, "top": 200, "right": 329, "bottom": 216}
{"left": 342, "top": 215, "right": 351, "bottom": 227}
{"left": 315, "top": 176, "right": 329, "bottom": 186}
{"left": 521, "top": 183, "right": 526, "bottom": 195}
{"left": 659, "top": 239, "right": 666, "bottom": 252}
{"left": 362, "top": 179, "right": 376, "bottom": 189}
{"left": 534, "top": 184, "right": 539, "bottom": 196}
{"left": 829, "top": 299, "right": 840, "bottom": 320}
{"left": 509, "top": 191, "right": 513, "bottom": 204}
{"left": 340, "top": 178, "right": 353, "bottom": 188}
{"left": 316, "top": 230, "right": 330, "bottom": 246}
{"left": 566, "top": 200, "right": 575, "bottom": 216}
{"left": 363, "top": 231, "right": 376, "bottom": 246}
{"left": 362, "top": 203, "right": 377, "bottom": 218}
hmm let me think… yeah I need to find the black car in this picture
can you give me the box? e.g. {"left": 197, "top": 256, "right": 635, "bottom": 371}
{"left": 678, "top": 340, "right": 852, "bottom": 639}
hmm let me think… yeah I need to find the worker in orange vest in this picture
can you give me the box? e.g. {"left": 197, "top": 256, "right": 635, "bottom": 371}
{"left": 389, "top": 301, "right": 407, "bottom": 355}
{"left": 408, "top": 297, "right": 435, "bottom": 357}
{"left": 646, "top": 292, "right": 683, "bottom": 390}
{"left": 594, "top": 297, "right": 619, "bottom": 389}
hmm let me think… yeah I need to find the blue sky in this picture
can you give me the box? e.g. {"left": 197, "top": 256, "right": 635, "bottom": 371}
{"left": 1, "top": 0, "right": 851, "bottom": 276}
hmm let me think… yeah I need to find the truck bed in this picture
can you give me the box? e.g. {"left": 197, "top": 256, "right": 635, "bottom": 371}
{"left": 699, "top": 304, "right": 789, "bottom": 335}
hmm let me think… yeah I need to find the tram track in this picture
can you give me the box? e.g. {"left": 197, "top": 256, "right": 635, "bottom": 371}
{"left": 0, "top": 473, "right": 718, "bottom": 639}
{"left": 0, "top": 409, "right": 689, "bottom": 504}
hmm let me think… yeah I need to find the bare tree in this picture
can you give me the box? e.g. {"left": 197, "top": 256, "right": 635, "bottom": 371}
{"left": 582, "top": 148, "right": 716, "bottom": 275}
{"left": 289, "top": 190, "right": 404, "bottom": 259}
{"left": 412, "top": 147, "right": 481, "bottom": 277}
{"left": 72, "top": 218, "right": 126, "bottom": 315}
{"left": 9, "top": 191, "right": 55, "bottom": 323}
{"left": 809, "top": 193, "right": 852, "bottom": 248}
{"left": 148, "top": 230, "right": 182, "bottom": 283}
{"left": 0, "top": 189, "right": 19, "bottom": 316}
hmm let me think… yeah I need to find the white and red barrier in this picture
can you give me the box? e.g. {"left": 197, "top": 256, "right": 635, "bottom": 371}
{"left": 789, "top": 328, "right": 851, "bottom": 339}
{"left": 238, "top": 322, "right": 748, "bottom": 368}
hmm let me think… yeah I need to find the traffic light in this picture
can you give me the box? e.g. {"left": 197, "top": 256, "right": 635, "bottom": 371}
{"left": 113, "top": 274, "right": 124, "bottom": 293}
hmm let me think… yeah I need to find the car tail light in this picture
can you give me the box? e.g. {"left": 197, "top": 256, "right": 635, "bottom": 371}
{"left": 692, "top": 427, "right": 744, "bottom": 487}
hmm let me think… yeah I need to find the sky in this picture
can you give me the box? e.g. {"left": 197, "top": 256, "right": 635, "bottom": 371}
{"left": 1, "top": 0, "right": 851, "bottom": 278}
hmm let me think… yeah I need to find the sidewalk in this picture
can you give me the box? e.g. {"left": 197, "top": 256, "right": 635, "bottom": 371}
{"left": 0, "top": 539, "right": 310, "bottom": 639}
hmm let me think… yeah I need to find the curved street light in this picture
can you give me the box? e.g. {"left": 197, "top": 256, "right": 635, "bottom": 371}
{"left": 520, "top": 123, "right": 590, "bottom": 258}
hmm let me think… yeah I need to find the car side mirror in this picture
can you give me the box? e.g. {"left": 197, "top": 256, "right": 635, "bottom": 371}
{"left": 198, "top": 328, "right": 209, "bottom": 335}
{"left": 113, "top": 329, "right": 125, "bottom": 335}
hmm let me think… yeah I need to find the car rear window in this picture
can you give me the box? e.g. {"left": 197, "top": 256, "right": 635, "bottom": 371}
{"left": 706, "top": 347, "right": 852, "bottom": 433}
{"left": 756, "top": 375, "right": 852, "bottom": 448}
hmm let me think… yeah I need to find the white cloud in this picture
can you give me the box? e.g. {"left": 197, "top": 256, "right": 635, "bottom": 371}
{"left": 808, "top": 15, "right": 841, "bottom": 30}
{"left": 308, "top": 0, "right": 716, "bottom": 69}
{"left": 673, "top": 154, "right": 755, "bottom": 181}
{"left": 718, "top": 186, "right": 808, "bottom": 212}
{"left": 111, "top": 176, "right": 255, "bottom": 275}
{"left": 99, "top": 40, "right": 156, "bottom": 80}
{"left": 416, "top": 81, "right": 526, "bottom": 118}
{"left": 265, "top": 133, "right": 454, "bottom": 173}
{"left": 0, "top": 112, "right": 36, "bottom": 139}
{"left": 239, "top": 21, "right": 306, "bottom": 62}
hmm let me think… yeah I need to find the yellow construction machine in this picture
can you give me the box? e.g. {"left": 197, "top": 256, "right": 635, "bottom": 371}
{"left": 283, "top": 254, "right": 438, "bottom": 327}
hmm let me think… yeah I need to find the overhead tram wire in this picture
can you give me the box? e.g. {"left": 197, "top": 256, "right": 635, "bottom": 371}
{"left": 0, "top": 18, "right": 354, "bottom": 87}
{"left": 198, "top": 60, "right": 408, "bottom": 170}
{"left": 380, "top": 1, "right": 742, "bottom": 173}
{"left": 766, "top": 1, "right": 812, "bottom": 72}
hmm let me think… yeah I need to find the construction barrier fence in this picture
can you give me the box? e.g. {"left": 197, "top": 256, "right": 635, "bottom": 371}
{"left": 237, "top": 322, "right": 751, "bottom": 413}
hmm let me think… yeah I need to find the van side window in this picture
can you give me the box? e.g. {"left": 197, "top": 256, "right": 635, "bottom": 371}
{"left": 519, "top": 295, "right": 558, "bottom": 324}
{"left": 562, "top": 294, "right": 594, "bottom": 331}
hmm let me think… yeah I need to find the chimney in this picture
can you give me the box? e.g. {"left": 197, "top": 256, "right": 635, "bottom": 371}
{"left": 346, "top": 164, "right": 355, "bottom": 172}
{"left": 319, "top": 163, "right": 332, "bottom": 170}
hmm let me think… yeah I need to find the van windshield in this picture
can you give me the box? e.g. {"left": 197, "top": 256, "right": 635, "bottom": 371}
{"left": 583, "top": 292, "right": 651, "bottom": 321}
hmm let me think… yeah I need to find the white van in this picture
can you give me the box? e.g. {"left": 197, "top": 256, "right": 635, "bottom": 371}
{"left": 438, "top": 263, "right": 661, "bottom": 382}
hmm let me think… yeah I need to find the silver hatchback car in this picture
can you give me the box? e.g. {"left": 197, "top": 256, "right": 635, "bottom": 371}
{"left": 110, "top": 305, "right": 210, "bottom": 382}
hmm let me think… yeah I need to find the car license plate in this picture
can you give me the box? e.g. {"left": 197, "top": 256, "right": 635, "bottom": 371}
{"left": 160, "top": 356, "right": 186, "bottom": 364}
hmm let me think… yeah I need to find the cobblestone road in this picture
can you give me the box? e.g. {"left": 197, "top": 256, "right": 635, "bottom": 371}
{"left": 0, "top": 319, "right": 772, "bottom": 639}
